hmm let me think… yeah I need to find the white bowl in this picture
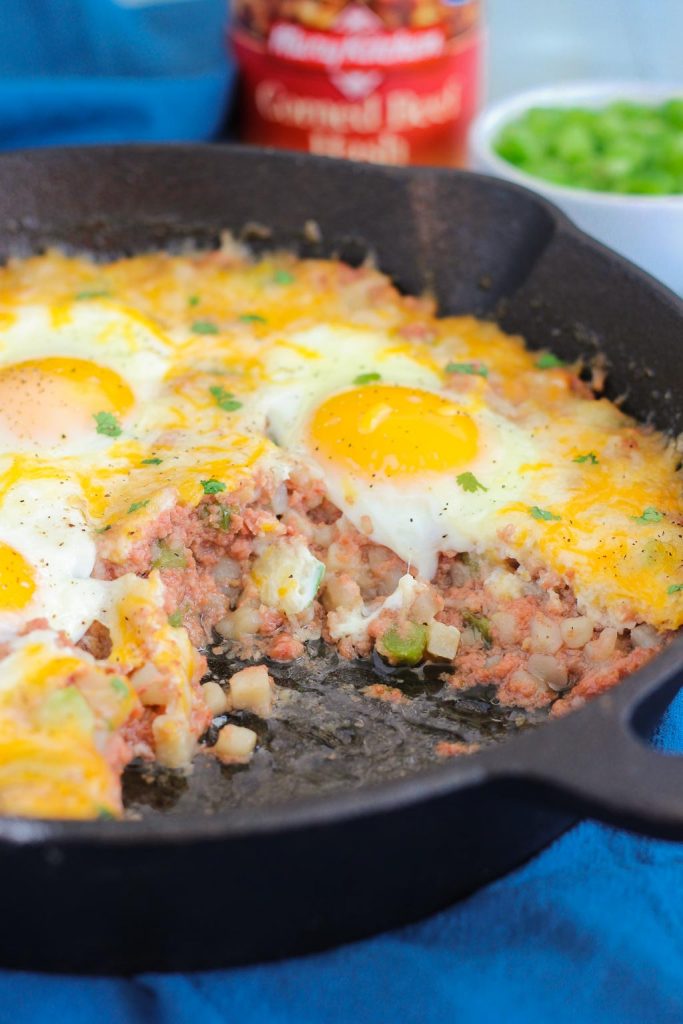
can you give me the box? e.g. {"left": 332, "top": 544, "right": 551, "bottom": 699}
{"left": 469, "top": 81, "right": 683, "bottom": 295}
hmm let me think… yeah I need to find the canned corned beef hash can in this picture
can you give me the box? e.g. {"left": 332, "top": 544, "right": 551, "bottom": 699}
{"left": 230, "top": 0, "right": 482, "bottom": 166}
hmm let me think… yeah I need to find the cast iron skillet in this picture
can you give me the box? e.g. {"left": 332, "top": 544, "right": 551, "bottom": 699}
{"left": 0, "top": 145, "right": 682, "bottom": 974}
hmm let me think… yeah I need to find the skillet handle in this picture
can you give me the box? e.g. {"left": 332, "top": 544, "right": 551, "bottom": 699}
{"left": 486, "top": 642, "right": 683, "bottom": 840}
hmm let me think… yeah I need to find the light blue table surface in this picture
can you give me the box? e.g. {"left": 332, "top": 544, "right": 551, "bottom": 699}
{"left": 487, "top": 0, "right": 682, "bottom": 100}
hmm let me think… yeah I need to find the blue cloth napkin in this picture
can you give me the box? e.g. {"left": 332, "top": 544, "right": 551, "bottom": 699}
{"left": 1, "top": 693, "right": 683, "bottom": 1023}
{"left": 0, "top": 0, "right": 232, "bottom": 147}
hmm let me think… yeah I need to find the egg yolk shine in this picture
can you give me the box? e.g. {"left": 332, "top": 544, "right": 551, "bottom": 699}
{"left": 0, "top": 543, "right": 35, "bottom": 612}
{"left": 309, "top": 385, "right": 479, "bottom": 477}
{"left": 0, "top": 357, "right": 134, "bottom": 447}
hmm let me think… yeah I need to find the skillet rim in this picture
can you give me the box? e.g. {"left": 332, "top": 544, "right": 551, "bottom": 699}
{"left": 0, "top": 143, "right": 680, "bottom": 846}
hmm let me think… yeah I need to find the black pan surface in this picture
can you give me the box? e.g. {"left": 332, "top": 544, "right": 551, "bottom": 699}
{"left": 0, "top": 145, "right": 682, "bottom": 973}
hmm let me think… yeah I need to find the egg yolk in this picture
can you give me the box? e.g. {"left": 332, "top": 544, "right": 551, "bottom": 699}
{"left": 0, "top": 543, "right": 35, "bottom": 611}
{"left": 309, "top": 385, "right": 479, "bottom": 477}
{"left": 0, "top": 357, "right": 134, "bottom": 447}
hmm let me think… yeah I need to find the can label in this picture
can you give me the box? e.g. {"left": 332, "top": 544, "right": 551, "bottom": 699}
{"left": 231, "top": 0, "right": 481, "bottom": 166}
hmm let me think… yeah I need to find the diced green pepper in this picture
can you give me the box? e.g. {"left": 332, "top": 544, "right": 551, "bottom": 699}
{"left": 493, "top": 100, "right": 683, "bottom": 196}
{"left": 461, "top": 610, "right": 493, "bottom": 646}
{"left": 152, "top": 540, "right": 187, "bottom": 570}
{"left": 377, "top": 623, "right": 428, "bottom": 666}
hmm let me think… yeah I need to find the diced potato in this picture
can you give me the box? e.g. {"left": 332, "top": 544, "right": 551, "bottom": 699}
{"left": 252, "top": 539, "right": 325, "bottom": 616}
{"left": 426, "top": 620, "right": 461, "bottom": 659}
{"left": 201, "top": 680, "right": 231, "bottom": 716}
{"left": 216, "top": 604, "right": 262, "bottom": 641}
{"left": 229, "top": 664, "right": 274, "bottom": 717}
{"left": 560, "top": 616, "right": 594, "bottom": 649}
{"left": 152, "top": 714, "right": 195, "bottom": 769}
{"left": 213, "top": 724, "right": 257, "bottom": 764}
{"left": 131, "top": 662, "right": 167, "bottom": 707}
{"left": 484, "top": 566, "right": 524, "bottom": 601}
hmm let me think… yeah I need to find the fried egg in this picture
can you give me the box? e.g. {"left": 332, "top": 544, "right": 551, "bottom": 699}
{"left": 262, "top": 323, "right": 541, "bottom": 578}
{"left": 0, "top": 302, "right": 171, "bottom": 455}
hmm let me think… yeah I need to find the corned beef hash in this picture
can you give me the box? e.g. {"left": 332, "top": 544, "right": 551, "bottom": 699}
{"left": 0, "top": 240, "right": 679, "bottom": 819}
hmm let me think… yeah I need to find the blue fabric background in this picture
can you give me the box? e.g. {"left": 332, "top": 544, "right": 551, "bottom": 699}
{"left": 0, "top": 694, "right": 681, "bottom": 1023}
{"left": 0, "top": 0, "right": 232, "bottom": 147}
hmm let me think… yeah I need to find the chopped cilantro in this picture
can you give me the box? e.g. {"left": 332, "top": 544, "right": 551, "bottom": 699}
{"left": 201, "top": 478, "right": 226, "bottom": 495}
{"left": 94, "top": 411, "right": 122, "bottom": 437}
{"left": 535, "top": 352, "right": 565, "bottom": 369}
{"left": 95, "top": 524, "right": 111, "bottom": 534}
{"left": 75, "top": 288, "right": 110, "bottom": 300}
{"left": 127, "top": 500, "right": 149, "bottom": 514}
{"left": 456, "top": 471, "right": 488, "bottom": 493}
{"left": 353, "top": 372, "right": 382, "bottom": 385}
{"left": 529, "top": 506, "right": 561, "bottom": 522}
{"left": 573, "top": 452, "right": 599, "bottom": 464}
{"left": 96, "top": 806, "right": 116, "bottom": 820}
{"left": 632, "top": 507, "right": 664, "bottom": 524}
{"left": 110, "top": 676, "right": 129, "bottom": 697}
{"left": 209, "top": 385, "right": 242, "bottom": 412}
{"left": 273, "top": 270, "right": 295, "bottom": 284}
{"left": 668, "top": 584, "right": 683, "bottom": 594}
{"left": 445, "top": 361, "right": 488, "bottom": 378}
{"left": 141, "top": 457, "right": 162, "bottom": 465}
{"left": 239, "top": 313, "right": 267, "bottom": 324}
{"left": 191, "top": 319, "right": 219, "bottom": 335}
{"left": 188, "top": 294, "right": 200, "bottom": 307}
{"left": 168, "top": 610, "right": 183, "bottom": 627}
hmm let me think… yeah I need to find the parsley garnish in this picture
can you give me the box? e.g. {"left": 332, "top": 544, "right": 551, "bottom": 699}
{"left": 445, "top": 362, "right": 488, "bottom": 378}
{"left": 273, "top": 270, "right": 295, "bottom": 284}
{"left": 573, "top": 452, "right": 599, "bottom": 464}
{"left": 95, "top": 525, "right": 111, "bottom": 534}
{"left": 209, "top": 385, "right": 242, "bottom": 412}
{"left": 632, "top": 507, "right": 664, "bottom": 524}
{"left": 127, "top": 500, "right": 149, "bottom": 514}
{"left": 141, "top": 457, "right": 162, "bottom": 465}
{"left": 239, "top": 313, "right": 267, "bottom": 324}
{"left": 536, "top": 352, "right": 565, "bottom": 369}
{"left": 191, "top": 319, "right": 219, "bottom": 335}
{"left": 168, "top": 610, "right": 183, "bottom": 627}
{"left": 353, "top": 372, "right": 382, "bottom": 385}
{"left": 668, "top": 584, "right": 683, "bottom": 594}
{"left": 110, "top": 677, "right": 129, "bottom": 697}
{"left": 94, "top": 411, "right": 122, "bottom": 437}
{"left": 201, "top": 478, "right": 226, "bottom": 495}
{"left": 188, "top": 294, "right": 200, "bottom": 307}
{"left": 75, "top": 288, "right": 110, "bottom": 300}
{"left": 456, "top": 471, "right": 488, "bottom": 493}
{"left": 530, "top": 506, "right": 561, "bottom": 522}
{"left": 96, "top": 806, "right": 116, "bottom": 820}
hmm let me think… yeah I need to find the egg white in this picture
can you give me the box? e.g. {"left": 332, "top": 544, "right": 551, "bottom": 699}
{"left": 0, "top": 302, "right": 172, "bottom": 455}
{"left": 260, "top": 323, "right": 543, "bottom": 579}
{"left": 0, "top": 480, "right": 109, "bottom": 642}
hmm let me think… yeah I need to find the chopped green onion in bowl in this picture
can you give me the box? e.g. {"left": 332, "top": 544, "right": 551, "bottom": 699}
{"left": 493, "top": 99, "right": 683, "bottom": 196}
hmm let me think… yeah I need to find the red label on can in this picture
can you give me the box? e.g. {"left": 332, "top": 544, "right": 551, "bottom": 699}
{"left": 231, "top": 0, "right": 481, "bottom": 166}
